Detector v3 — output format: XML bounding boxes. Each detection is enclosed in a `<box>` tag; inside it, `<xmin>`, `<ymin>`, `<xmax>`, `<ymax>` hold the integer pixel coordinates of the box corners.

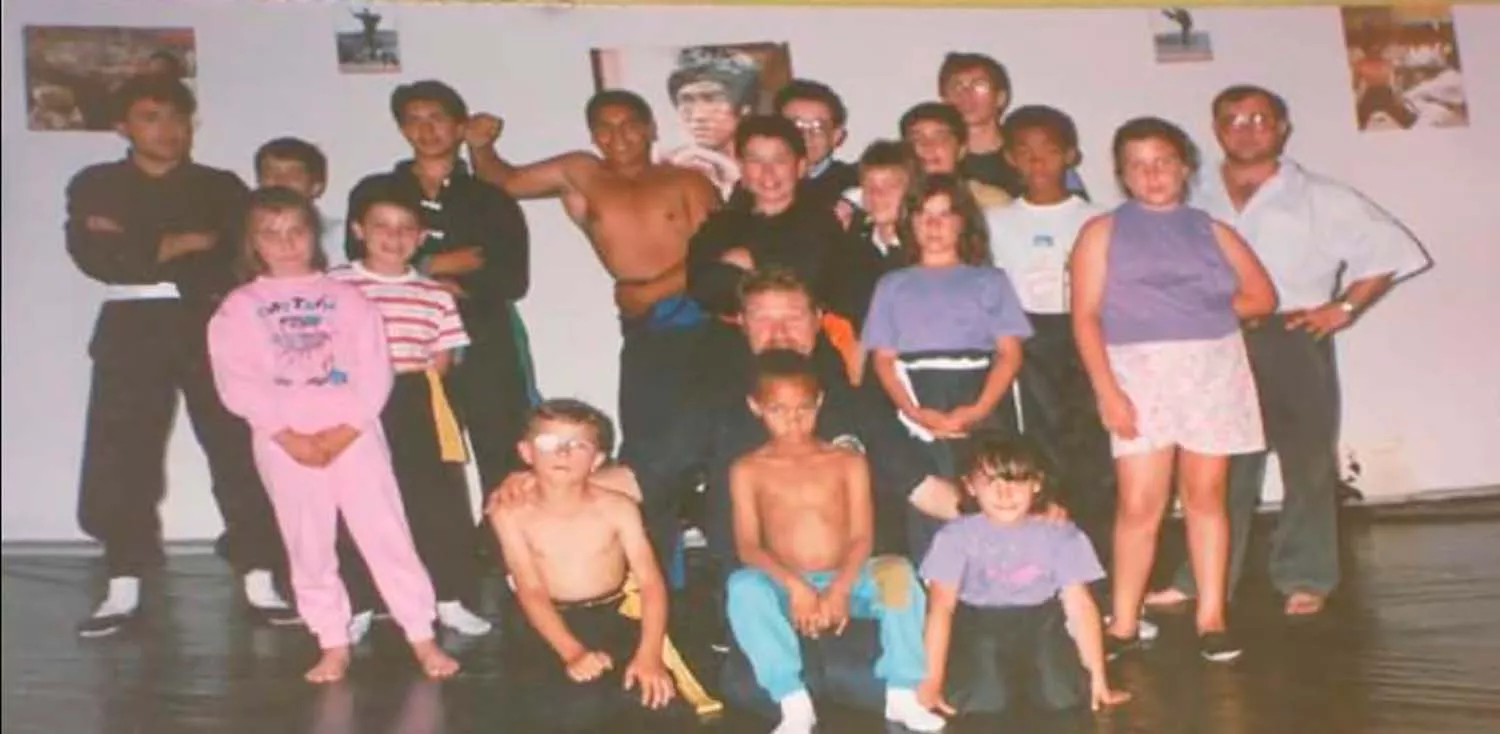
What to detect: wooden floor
<box><xmin>4</xmin><ymin>497</ymin><xmax>1499</xmax><ymax>734</ymax></box>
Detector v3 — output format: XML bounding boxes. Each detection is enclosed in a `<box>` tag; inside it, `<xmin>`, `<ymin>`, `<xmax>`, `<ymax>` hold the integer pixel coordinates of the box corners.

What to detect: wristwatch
<box><xmin>1336</xmin><ymin>299</ymin><xmax>1358</xmax><ymax>316</ymax></box>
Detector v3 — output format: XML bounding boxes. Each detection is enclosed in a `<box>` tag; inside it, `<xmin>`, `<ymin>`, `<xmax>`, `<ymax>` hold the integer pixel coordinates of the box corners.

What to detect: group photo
<box><xmin>3</xmin><ymin>1</ymin><xmax>1497</xmax><ymax>734</ymax></box>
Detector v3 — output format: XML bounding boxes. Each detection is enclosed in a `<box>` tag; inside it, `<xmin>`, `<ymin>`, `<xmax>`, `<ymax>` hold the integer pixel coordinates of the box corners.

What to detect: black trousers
<box><xmin>77</xmin><ymin>300</ymin><xmax>283</xmax><ymax>577</ymax></box>
<box><xmin>617</xmin><ymin>309</ymin><xmax>705</xmax><ymax>467</ymax></box>
<box><xmin>1018</xmin><ymin>314</ymin><xmax>1117</xmax><ymax>563</ymax></box>
<box><xmin>452</xmin><ymin>326</ymin><xmax>531</xmax><ymax>495</ymax></box>
<box><xmin>901</xmin><ymin>356</ymin><xmax>1019</xmax><ymax>479</ymax></box>
<box><xmin>503</xmin><ymin>593</ymin><xmax>696</xmax><ymax>733</ymax></box>
<box><xmin>945</xmin><ymin>600</ymin><xmax>1086</xmax><ymax>714</ymax></box>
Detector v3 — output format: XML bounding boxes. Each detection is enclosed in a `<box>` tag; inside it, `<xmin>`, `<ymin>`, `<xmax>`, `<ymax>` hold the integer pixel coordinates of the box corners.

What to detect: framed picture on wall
<box><xmin>590</xmin><ymin>42</ymin><xmax>794</xmax><ymax>198</ymax></box>
<box><xmin>336</xmin><ymin>3</ymin><xmax>401</xmax><ymax>74</ymax></box>
<box><xmin>22</xmin><ymin>26</ymin><xmax>196</xmax><ymax>132</ymax></box>
<box><xmin>1342</xmin><ymin>4</ymin><xmax>1468</xmax><ymax>131</ymax></box>
<box><xmin>1151</xmin><ymin>8</ymin><xmax>1213</xmax><ymax>63</ymax></box>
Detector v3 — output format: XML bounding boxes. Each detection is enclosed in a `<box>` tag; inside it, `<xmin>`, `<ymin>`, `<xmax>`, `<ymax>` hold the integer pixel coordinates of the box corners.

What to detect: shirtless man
<box><xmin>466</xmin><ymin>90</ymin><xmax>721</xmax><ymax>463</ymax></box>
<box><xmin>724</xmin><ymin>350</ymin><xmax>946</xmax><ymax>734</ymax></box>
<box><xmin>489</xmin><ymin>399</ymin><xmax>704</xmax><ymax>732</ymax></box>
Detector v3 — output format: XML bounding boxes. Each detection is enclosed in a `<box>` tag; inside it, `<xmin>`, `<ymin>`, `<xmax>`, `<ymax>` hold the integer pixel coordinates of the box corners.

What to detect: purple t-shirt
<box><xmin>919</xmin><ymin>515</ymin><xmax>1105</xmax><ymax>608</ymax></box>
<box><xmin>861</xmin><ymin>265</ymin><xmax>1034</xmax><ymax>355</ymax></box>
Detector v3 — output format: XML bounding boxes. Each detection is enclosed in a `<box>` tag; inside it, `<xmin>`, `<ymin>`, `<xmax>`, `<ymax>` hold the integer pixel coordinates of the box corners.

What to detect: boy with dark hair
<box><xmin>347</xmin><ymin>79</ymin><xmax>535</xmax><ymax>512</ymax></box>
<box><xmin>773</xmin><ymin>78</ymin><xmax>858</xmax><ymax>210</ymax></box>
<box><xmin>937</xmin><ymin>52</ymin><xmax>1089</xmax><ymax>200</ymax></box>
<box><xmin>490</xmin><ymin>399</ymin><xmax>711</xmax><ymax>731</ymax></box>
<box><xmin>67</xmin><ymin>75</ymin><xmax>292</xmax><ymax>636</ymax></box>
<box><xmin>254</xmin><ymin>137</ymin><xmax>343</xmax><ymax>266</ymax></box>
<box><xmin>898</xmin><ymin>101</ymin><xmax>1012</xmax><ymax>210</ymax></box>
<box><xmin>984</xmin><ymin>104</ymin><xmax>1113</xmax><ymax>558</ymax></box>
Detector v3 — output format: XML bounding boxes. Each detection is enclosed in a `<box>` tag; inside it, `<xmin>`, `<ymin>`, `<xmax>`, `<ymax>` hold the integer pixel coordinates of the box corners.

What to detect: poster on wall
<box><xmin>1341</xmin><ymin>4</ymin><xmax>1468</xmax><ymax>131</ymax></box>
<box><xmin>336</xmin><ymin>3</ymin><xmax>401</xmax><ymax>74</ymax></box>
<box><xmin>1151</xmin><ymin>8</ymin><xmax>1213</xmax><ymax>63</ymax></box>
<box><xmin>590</xmin><ymin>42</ymin><xmax>794</xmax><ymax>197</ymax></box>
<box><xmin>22</xmin><ymin>26</ymin><xmax>196</xmax><ymax>132</ymax></box>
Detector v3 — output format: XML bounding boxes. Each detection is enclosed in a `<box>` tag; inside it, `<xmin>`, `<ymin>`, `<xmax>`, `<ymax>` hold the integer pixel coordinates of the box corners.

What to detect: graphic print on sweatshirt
<box><xmin>256</xmin><ymin>295</ymin><xmax>348</xmax><ymax>387</ymax></box>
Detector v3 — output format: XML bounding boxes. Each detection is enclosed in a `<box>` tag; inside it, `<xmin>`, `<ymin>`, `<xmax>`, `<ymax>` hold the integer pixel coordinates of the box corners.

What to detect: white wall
<box><xmin>4</xmin><ymin>0</ymin><xmax>1498</xmax><ymax>542</ymax></box>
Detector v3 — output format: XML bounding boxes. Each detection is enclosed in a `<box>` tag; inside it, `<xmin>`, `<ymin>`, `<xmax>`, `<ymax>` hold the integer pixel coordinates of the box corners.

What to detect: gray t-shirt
<box><xmin>861</xmin><ymin>265</ymin><xmax>1034</xmax><ymax>355</ymax></box>
<box><xmin>920</xmin><ymin>515</ymin><xmax>1104</xmax><ymax>608</ymax></box>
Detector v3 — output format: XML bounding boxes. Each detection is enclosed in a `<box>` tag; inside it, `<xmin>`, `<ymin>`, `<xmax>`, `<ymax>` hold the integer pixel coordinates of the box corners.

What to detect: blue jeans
<box><xmin>726</xmin><ymin>557</ymin><xmax>927</xmax><ymax>701</ymax></box>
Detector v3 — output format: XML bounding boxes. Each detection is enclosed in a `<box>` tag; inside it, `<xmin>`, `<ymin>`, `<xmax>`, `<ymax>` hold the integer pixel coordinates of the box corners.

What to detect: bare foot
<box><xmin>305</xmin><ymin>647</ymin><xmax>352</xmax><ymax>684</ymax></box>
<box><xmin>1284</xmin><ymin>591</ymin><xmax>1326</xmax><ymax>616</ymax></box>
<box><xmin>1143</xmin><ymin>587</ymin><xmax>1193</xmax><ymax>610</ymax></box>
<box><xmin>411</xmin><ymin>639</ymin><xmax>460</xmax><ymax>679</ymax></box>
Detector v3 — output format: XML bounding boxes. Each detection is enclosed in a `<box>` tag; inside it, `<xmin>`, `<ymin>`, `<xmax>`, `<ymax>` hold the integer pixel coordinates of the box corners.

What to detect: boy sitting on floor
<box><xmin>726</xmin><ymin>350</ymin><xmax>947</xmax><ymax>733</ymax></box>
<box><xmin>489</xmin><ymin>399</ymin><xmax>714</xmax><ymax>732</ymax></box>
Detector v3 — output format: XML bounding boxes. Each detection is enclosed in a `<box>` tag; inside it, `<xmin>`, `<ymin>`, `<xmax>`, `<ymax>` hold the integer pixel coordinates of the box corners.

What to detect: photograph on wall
<box><xmin>1151</xmin><ymin>8</ymin><xmax>1213</xmax><ymax>63</ymax></box>
<box><xmin>336</xmin><ymin>3</ymin><xmax>401</xmax><ymax>74</ymax></box>
<box><xmin>590</xmin><ymin>42</ymin><xmax>794</xmax><ymax>197</ymax></box>
<box><xmin>1342</xmin><ymin>4</ymin><xmax>1468</xmax><ymax>131</ymax></box>
<box><xmin>22</xmin><ymin>26</ymin><xmax>196</xmax><ymax>132</ymax></box>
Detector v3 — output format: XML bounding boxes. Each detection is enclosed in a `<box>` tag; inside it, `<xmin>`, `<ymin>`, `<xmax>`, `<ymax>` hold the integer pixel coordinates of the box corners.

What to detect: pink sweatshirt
<box><xmin>208</xmin><ymin>273</ymin><xmax>394</xmax><ymax>435</ymax></box>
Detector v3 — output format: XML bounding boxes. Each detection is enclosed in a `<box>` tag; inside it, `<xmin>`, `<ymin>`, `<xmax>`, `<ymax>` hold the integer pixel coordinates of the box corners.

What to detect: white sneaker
<box><xmin>886</xmin><ymin>687</ymin><xmax>946</xmax><ymax>732</ymax></box>
<box><xmin>348</xmin><ymin>610</ymin><xmax>374</xmax><ymax>646</ymax></box>
<box><xmin>437</xmin><ymin>601</ymin><xmax>492</xmax><ymax>636</ymax></box>
<box><xmin>242</xmin><ymin>570</ymin><xmax>301</xmax><ymax>626</ymax></box>
<box><xmin>771</xmin><ymin>690</ymin><xmax>816</xmax><ymax>734</ymax></box>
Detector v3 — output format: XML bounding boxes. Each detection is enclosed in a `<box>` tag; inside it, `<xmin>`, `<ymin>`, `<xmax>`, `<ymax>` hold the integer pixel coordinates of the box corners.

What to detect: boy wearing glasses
<box><xmin>725</xmin><ymin>350</ymin><xmax>943</xmax><ymax>734</ymax></box>
<box><xmin>489</xmin><ymin>399</ymin><xmax>710</xmax><ymax>731</ymax></box>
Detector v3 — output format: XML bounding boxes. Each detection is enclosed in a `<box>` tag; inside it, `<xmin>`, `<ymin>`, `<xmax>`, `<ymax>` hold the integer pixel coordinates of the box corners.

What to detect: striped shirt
<box><xmin>328</xmin><ymin>263</ymin><xmax>470</xmax><ymax>372</ymax></box>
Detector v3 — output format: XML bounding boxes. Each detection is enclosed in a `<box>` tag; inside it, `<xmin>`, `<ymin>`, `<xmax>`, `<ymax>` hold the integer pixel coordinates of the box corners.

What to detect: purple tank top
<box><xmin>1101</xmin><ymin>201</ymin><xmax>1238</xmax><ymax>345</ymax></box>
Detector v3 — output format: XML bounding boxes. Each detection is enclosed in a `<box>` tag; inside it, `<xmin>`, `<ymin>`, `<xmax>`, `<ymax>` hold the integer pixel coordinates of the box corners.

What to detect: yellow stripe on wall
<box><xmin>311</xmin><ymin>0</ymin><xmax>1498</xmax><ymax>8</ymax></box>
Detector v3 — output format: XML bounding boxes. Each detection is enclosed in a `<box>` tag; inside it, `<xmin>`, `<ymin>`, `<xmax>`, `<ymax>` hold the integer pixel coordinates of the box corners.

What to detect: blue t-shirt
<box><xmin>860</xmin><ymin>265</ymin><xmax>1034</xmax><ymax>355</ymax></box>
<box><xmin>920</xmin><ymin>515</ymin><xmax>1104</xmax><ymax>608</ymax></box>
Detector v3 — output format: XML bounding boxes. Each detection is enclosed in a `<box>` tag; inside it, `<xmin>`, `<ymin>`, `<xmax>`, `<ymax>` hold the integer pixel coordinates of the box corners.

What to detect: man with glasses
<box><xmin>1148</xmin><ymin>84</ymin><xmax>1430</xmax><ymax>618</ymax></box>
<box><xmin>773</xmin><ymin>79</ymin><xmax>858</xmax><ymax>211</ymax></box>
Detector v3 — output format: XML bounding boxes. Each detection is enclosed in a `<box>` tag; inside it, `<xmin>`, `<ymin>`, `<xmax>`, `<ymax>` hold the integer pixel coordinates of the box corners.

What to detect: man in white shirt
<box><xmin>1151</xmin><ymin>84</ymin><xmax>1431</xmax><ymax>617</ymax></box>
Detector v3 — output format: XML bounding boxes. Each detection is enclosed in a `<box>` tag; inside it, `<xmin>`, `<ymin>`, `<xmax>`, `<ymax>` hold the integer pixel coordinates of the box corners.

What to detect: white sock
<box><xmin>436</xmin><ymin>600</ymin><xmax>492</xmax><ymax>636</ymax></box>
<box><xmin>242</xmin><ymin>570</ymin><xmax>290</xmax><ymax>609</ymax></box>
<box><xmin>95</xmin><ymin>576</ymin><xmax>140</xmax><ymax>617</ymax></box>
<box><xmin>886</xmin><ymin>687</ymin><xmax>947</xmax><ymax>732</ymax></box>
<box><xmin>348</xmin><ymin>610</ymin><xmax>374</xmax><ymax>646</ymax></box>
<box><xmin>772</xmin><ymin>690</ymin><xmax>816</xmax><ymax>734</ymax></box>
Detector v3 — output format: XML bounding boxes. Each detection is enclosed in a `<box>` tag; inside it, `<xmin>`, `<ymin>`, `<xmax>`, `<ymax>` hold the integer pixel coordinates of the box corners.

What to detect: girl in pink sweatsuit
<box><xmin>207</xmin><ymin>187</ymin><xmax>459</xmax><ymax>683</ymax></box>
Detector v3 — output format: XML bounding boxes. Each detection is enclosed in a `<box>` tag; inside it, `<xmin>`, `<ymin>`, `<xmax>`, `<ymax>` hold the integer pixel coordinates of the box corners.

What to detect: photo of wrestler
<box><xmin>590</xmin><ymin>42</ymin><xmax>794</xmax><ymax>197</ymax></box>
<box><xmin>1342</xmin><ymin>4</ymin><xmax>1468</xmax><ymax>131</ymax></box>
<box><xmin>22</xmin><ymin>26</ymin><xmax>196</xmax><ymax>132</ymax></box>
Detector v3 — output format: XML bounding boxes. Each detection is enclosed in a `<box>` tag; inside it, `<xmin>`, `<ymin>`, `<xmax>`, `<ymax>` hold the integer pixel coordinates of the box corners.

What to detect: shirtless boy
<box><xmin>726</xmin><ymin>350</ymin><xmax>946</xmax><ymax>734</ymax></box>
<box><xmin>489</xmin><ymin>399</ymin><xmax>702</xmax><ymax>732</ymax></box>
<box><xmin>467</xmin><ymin>91</ymin><xmax>720</xmax><ymax>462</ymax></box>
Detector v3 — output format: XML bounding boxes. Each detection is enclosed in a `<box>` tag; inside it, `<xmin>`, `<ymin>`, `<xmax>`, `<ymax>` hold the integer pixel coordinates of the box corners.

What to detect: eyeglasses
<box><xmin>531</xmin><ymin>434</ymin><xmax>596</xmax><ymax>455</ymax></box>
<box><xmin>1218</xmin><ymin>112</ymin><xmax>1276</xmax><ymax>131</ymax></box>
<box><xmin>790</xmin><ymin>118</ymin><xmax>834</xmax><ymax>135</ymax></box>
<box><xmin>946</xmin><ymin>78</ymin><xmax>992</xmax><ymax>95</ymax></box>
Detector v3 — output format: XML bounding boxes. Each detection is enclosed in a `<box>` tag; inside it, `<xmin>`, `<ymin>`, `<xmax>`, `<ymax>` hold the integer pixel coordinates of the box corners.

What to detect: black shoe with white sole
<box><xmin>251</xmin><ymin>605</ymin><xmax>304</xmax><ymax>627</ymax></box>
<box><xmin>1105</xmin><ymin>632</ymin><xmax>1142</xmax><ymax>662</ymax></box>
<box><xmin>76</xmin><ymin>610</ymin><xmax>136</xmax><ymax>638</ymax></box>
<box><xmin>1199</xmin><ymin>630</ymin><xmax>1244</xmax><ymax>663</ymax></box>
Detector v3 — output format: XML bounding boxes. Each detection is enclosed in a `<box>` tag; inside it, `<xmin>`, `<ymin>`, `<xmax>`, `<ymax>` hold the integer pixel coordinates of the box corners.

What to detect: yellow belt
<box><xmin>617</xmin><ymin>576</ymin><xmax>724</xmax><ymax>721</ymax></box>
<box><xmin>423</xmin><ymin>368</ymin><xmax>467</xmax><ymax>463</ymax></box>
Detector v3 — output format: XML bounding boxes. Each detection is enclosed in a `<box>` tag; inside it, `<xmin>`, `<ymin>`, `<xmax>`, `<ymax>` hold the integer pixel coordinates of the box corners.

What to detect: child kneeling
<box><xmin>727</xmin><ymin>350</ymin><xmax>945</xmax><ymax>734</ymax></box>
<box><xmin>917</xmin><ymin>435</ymin><xmax>1130</xmax><ymax>718</ymax></box>
<box><xmin>489</xmin><ymin>399</ymin><xmax>707</xmax><ymax>732</ymax></box>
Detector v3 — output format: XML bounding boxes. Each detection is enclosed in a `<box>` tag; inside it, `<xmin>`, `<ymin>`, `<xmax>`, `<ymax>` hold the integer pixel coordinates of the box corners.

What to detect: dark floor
<box><xmin>5</xmin><ymin>498</ymin><xmax>1500</xmax><ymax>734</ymax></box>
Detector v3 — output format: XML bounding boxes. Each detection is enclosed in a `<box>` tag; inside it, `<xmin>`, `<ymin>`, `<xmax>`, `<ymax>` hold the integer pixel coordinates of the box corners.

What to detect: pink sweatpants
<box><xmin>253</xmin><ymin>429</ymin><xmax>436</xmax><ymax>648</ymax></box>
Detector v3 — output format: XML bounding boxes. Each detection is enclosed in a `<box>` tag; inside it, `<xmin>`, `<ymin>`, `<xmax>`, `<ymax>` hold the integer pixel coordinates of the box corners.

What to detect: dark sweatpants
<box><xmin>503</xmin><ymin>592</ymin><xmax>696</xmax><ymax>733</ymax></box>
<box><xmin>1018</xmin><ymin>314</ymin><xmax>1116</xmax><ymax>563</ymax></box>
<box><xmin>452</xmin><ymin>327</ymin><xmax>531</xmax><ymax>494</ymax></box>
<box><xmin>78</xmin><ymin>299</ymin><xmax>283</xmax><ymax>577</ymax></box>
<box><xmin>945</xmin><ymin>600</ymin><xmax>1086</xmax><ymax>714</ymax></box>
<box><xmin>617</xmin><ymin>296</ymin><xmax>706</xmax><ymax>467</ymax></box>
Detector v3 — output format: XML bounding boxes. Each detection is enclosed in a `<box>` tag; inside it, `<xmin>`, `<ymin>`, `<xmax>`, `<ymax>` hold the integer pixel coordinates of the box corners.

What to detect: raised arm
<box><xmin>489</xmin><ymin>509</ymin><xmax>589</xmax><ymax>665</ymax></box>
<box><xmin>1210</xmin><ymin>221</ymin><xmax>1276</xmax><ymax>320</ymax></box>
<box><xmin>465</xmin><ymin>112</ymin><xmax>591</xmax><ymax>200</ymax></box>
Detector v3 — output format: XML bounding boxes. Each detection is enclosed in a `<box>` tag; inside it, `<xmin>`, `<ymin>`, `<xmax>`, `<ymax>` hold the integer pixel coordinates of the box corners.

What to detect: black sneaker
<box><xmin>250</xmin><ymin>604</ymin><xmax>303</xmax><ymax>627</ymax></box>
<box><xmin>1199</xmin><ymin>630</ymin><xmax>1243</xmax><ymax>663</ymax></box>
<box><xmin>76</xmin><ymin>610</ymin><xmax>135</xmax><ymax>638</ymax></box>
<box><xmin>1104</xmin><ymin>633</ymin><xmax>1141</xmax><ymax>662</ymax></box>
